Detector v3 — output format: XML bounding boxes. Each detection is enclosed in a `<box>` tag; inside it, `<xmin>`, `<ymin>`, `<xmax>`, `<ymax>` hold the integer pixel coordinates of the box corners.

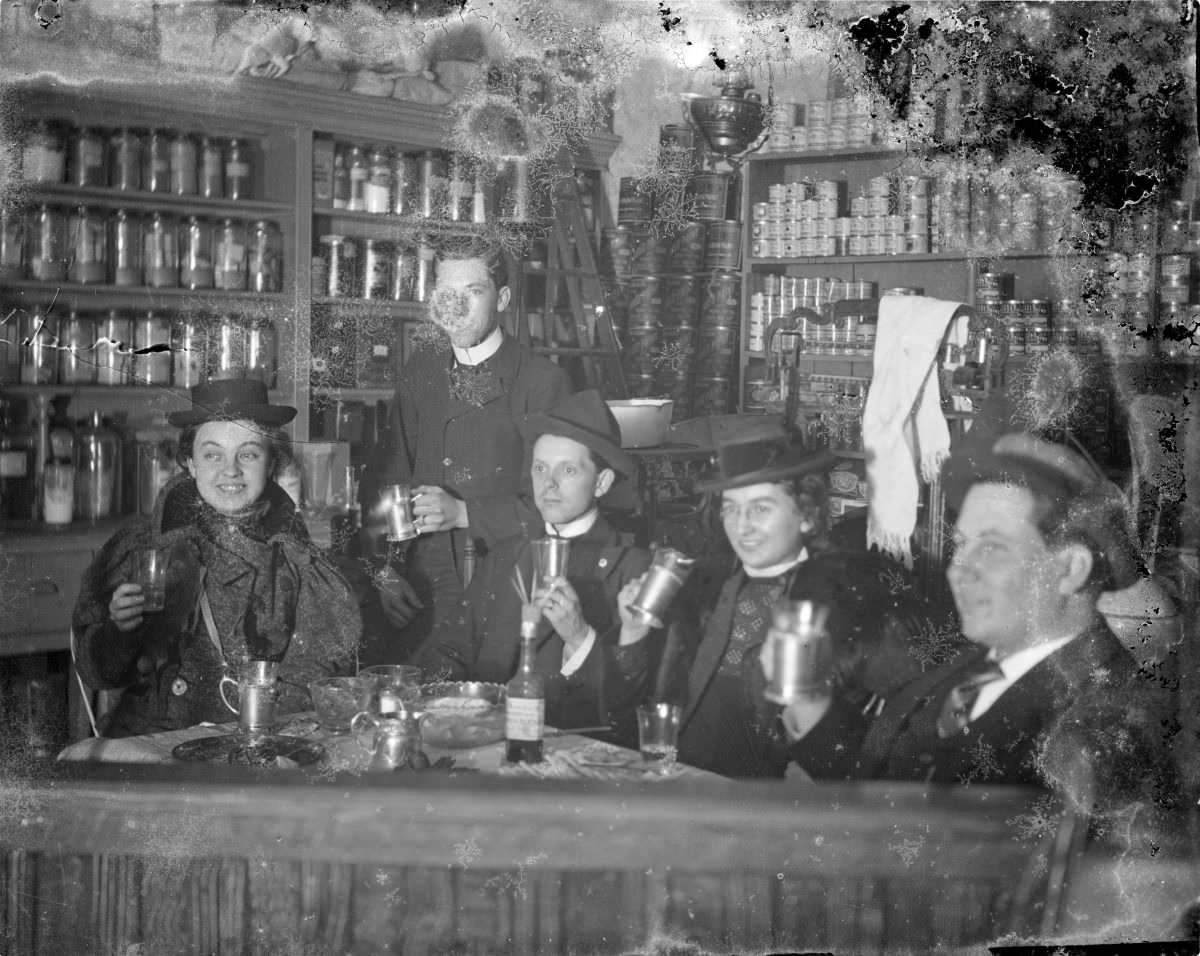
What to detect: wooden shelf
<box><xmin>1</xmin><ymin>384</ymin><xmax>287</xmax><ymax>402</ymax></box>
<box><xmin>22</xmin><ymin>184</ymin><xmax>292</xmax><ymax>219</ymax></box>
<box><xmin>748</xmin><ymin>148</ymin><xmax>906</xmax><ymax>164</ymax></box>
<box><xmin>749</xmin><ymin>253</ymin><xmax>970</xmax><ymax>267</ymax></box>
<box><xmin>312</xmin><ymin>297</ymin><xmax>426</xmax><ymax>319</ymax></box>
<box><xmin>1</xmin><ymin>281</ymin><xmax>288</xmax><ymax>312</ymax></box>
<box><xmin>314</xmin><ymin>211</ymin><xmax>543</xmax><ymax>242</ymax></box>
<box><xmin>310</xmin><ymin>386</ymin><xmax>393</xmax><ymax>402</ymax></box>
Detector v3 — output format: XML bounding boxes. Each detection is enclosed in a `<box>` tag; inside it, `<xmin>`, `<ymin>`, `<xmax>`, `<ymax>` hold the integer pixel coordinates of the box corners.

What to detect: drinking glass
<box><xmin>530</xmin><ymin>537</ymin><xmax>570</xmax><ymax>584</ymax></box>
<box><xmin>219</xmin><ymin>659</ymin><xmax>280</xmax><ymax>737</ymax></box>
<box><xmin>309</xmin><ymin>676</ymin><xmax>372</xmax><ymax>734</ymax></box>
<box><xmin>358</xmin><ymin>664</ymin><xmax>422</xmax><ymax>715</ymax></box>
<box><xmin>636</xmin><ymin>702</ymin><xmax>682</xmax><ymax>770</ymax></box>
<box><xmin>133</xmin><ymin>547</ymin><xmax>168</xmax><ymax>612</ymax></box>
<box><xmin>381</xmin><ymin>483</ymin><xmax>418</xmax><ymax>542</ymax></box>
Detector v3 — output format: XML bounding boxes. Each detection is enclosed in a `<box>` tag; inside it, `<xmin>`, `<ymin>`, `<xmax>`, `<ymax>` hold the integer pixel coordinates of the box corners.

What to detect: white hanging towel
<box><xmin>863</xmin><ymin>295</ymin><xmax>970</xmax><ymax>567</ymax></box>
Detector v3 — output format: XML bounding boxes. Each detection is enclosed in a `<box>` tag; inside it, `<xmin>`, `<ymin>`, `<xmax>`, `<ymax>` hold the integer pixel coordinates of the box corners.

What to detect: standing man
<box><xmin>369</xmin><ymin>240</ymin><xmax>573</xmax><ymax>659</ymax></box>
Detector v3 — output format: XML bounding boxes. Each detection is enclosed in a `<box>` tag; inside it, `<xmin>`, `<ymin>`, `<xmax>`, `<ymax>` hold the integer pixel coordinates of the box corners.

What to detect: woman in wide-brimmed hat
<box><xmin>73</xmin><ymin>380</ymin><xmax>361</xmax><ymax>738</ymax></box>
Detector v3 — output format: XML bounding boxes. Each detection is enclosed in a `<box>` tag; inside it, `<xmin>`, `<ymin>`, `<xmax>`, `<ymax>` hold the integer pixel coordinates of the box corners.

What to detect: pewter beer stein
<box><xmin>530</xmin><ymin>537</ymin><xmax>570</xmax><ymax>582</ymax></box>
<box><xmin>628</xmin><ymin>548</ymin><xmax>696</xmax><ymax>628</ymax></box>
<box><xmin>382</xmin><ymin>483</ymin><xmax>418</xmax><ymax>542</ymax></box>
<box><xmin>351</xmin><ymin>706</ymin><xmax>424</xmax><ymax>771</ymax></box>
<box><xmin>219</xmin><ymin>659</ymin><xmax>281</xmax><ymax>736</ymax></box>
<box><xmin>762</xmin><ymin>600</ymin><xmax>832</xmax><ymax>704</ymax></box>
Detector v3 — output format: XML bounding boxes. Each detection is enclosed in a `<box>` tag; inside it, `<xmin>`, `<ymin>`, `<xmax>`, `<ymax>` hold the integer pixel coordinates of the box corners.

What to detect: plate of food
<box><xmin>418</xmin><ymin>681</ymin><xmax>507</xmax><ymax>749</ymax></box>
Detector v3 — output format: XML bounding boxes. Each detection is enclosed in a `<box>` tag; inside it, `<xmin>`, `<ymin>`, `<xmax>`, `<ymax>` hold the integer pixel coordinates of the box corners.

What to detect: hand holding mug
<box><xmin>617</xmin><ymin>573</ymin><xmax>653</xmax><ymax>645</ymax></box>
<box><xmin>109</xmin><ymin>582</ymin><xmax>145</xmax><ymax>632</ymax></box>
<box><xmin>411</xmin><ymin>485</ymin><xmax>467</xmax><ymax>533</ymax></box>
<box><xmin>536</xmin><ymin>578</ymin><xmax>587</xmax><ymax>645</ymax></box>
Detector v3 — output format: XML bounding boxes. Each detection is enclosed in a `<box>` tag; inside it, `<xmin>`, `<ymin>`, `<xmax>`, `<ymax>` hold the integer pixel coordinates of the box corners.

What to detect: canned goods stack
<box><xmin>16</xmin><ymin>118</ymin><xmax>256</xmax><ymax>199</ymax></box>
<box><xmin>313</xmin><ymin>235</ymin><xmax>432</xmax><ymax>303</ymax></box>
<box><xmin>4</xmin><ymin>203</ymin><xmax>283</xmax><ymax>292</ymax></box>
<box><xmin>9</xmin><ymin>309</ymin><xmax>276</xmax><ymax>388</ymax></box>
<box><xmin>748</xmin><ymin>272</ymin><xmax>879</xmax><ymax>354</ymax></box>
<box><xmin>784</xmin><ymin>96</ymin><xmax>878</xmax><ymax>153</ymax></box>
<box><xmin>750</xmin><ymin>178</ymin><xmax>846</xmax><ymax>259</ymax></box>
<box><xmin>763</xmin><ymin>102</ymin><xmax>801</xmax><ymax>152</ymax></box>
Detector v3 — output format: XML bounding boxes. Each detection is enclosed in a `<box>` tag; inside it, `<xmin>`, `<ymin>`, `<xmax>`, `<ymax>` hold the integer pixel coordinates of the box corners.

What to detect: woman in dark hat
<box><xmin>73</xmin><ymin>381</ymin><xmax>361</xmax><ymax>738</ymax></box>
<box><xmin>418</xmin><ymin>390</ymin><xmax>659</xmax><ymax>739</ymax></box>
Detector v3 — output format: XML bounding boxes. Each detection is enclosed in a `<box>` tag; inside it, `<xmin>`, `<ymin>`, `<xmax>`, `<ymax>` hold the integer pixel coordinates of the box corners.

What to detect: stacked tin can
<box><xmin>749</xmin><ymin>178</ymin><xmax>846</xmax><ymax>259</ymax></box>
<box><xmin>774</xmin><ymin>96</ymin><xmax>877</xmax><ymax>153</ymax></box>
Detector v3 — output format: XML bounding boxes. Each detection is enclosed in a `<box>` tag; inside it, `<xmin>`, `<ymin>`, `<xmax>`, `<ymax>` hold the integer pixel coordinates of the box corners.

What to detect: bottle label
<box><xmin>0</xmin><ymin>450</ymin><xmax>28</xmax><ymax>477</ymax></box>
<box><xmin>505</xmin><ymin>697</ymin><xmax>544</xmax><ymax>741</ymax></box>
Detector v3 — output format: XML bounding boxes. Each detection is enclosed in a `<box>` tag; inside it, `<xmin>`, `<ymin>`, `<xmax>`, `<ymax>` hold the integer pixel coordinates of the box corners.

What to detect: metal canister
<box><xmin>70</xmin><ymin>127</ymin><xmax>107</xmax><ymax>187</ymax></box>
<box><xmin>108</xmin><ymin>128</ymin><xmax>142</xmax><ymax>191</ymax></box>
<box><xmin>1027</xmin><ymin>321</ymin><xmax>1051</xmax><ymax>353</ymax></box>
<box><xmin>362</xmin><ymin>239</ymin><xmax>392</xmax><ymax>300</ymax></box>
<box><xmin>319</xmin><ymin>235</ymin><xmax>357</xmax><ymax>298</ymax></box>
<box><xmin>59</xmin><ymin>311</ymin><xmax>97</xmax><ymax>384</ymax></box>
<box><xmin>109</xmin><ymin>209</ymin><xmax>142</xmax><ymax>287</ymax></box>
<box><xmin>169</xmin><ymin>131</ymin><xmax>198</xmax><ymax>196</ymax></box>
<box><xmin>0</xmin><ymin>205</ymin><xmax>23</xmax><ymax>281</ymax></box>
<box><xmin>390</xmin><ymin>152</ymin><xmax>419</xmax><ymax>216</ymax></box>
<box><xmin>209</xmin><ymin>315</ymin><xmax>247</xmax><ymax>380</ymax></box>
<box><xmin>171</xmin><ymin>316</ymin><xmax>207</xmax><ymax>388</ymax></box>
<box><xmin>668</xmin><ymin>221</ymin><xmax>706</xmax><ymax>273</ymax></box>
<box><xmin>693</xmin><ymin>376</ymin><xmax>734</xmax><ymax>416</ymax></box>
<box><xmin>695</xmin><ymin>324</ymin><xmax>738</xmax><ymax>377</ymax></box>
<box><xmin>96</xmin><ymin>310</ymin><xmax>133</xmax><ymax>386</ymax></box>
<box><xmin>630</xmin><ymin>230</ymin><xmax>667</xmax><ymax>275</ymax></box>
<box><xmin>132</xmin><ymin>312</ymin><xmax>172</xmax><ymax>386</ymax></box>
<box><xmin>625</xmin><ymin>373</ymin><xmax>657</xmax><ymax>399</ymax></box>
<box><xmin>144</xmin><ymin>129</ymin><xmax>171</xmax><ymax>193</ymax></box>
<box><xmin>142</xmin><ymin>212</ymin><xmax>178</xmax><ymax>288</ymax></box>
<box><xmin>19</xmin><ymin>308</ymin><xmax>57</xmax><ymax>385</ymax></box>
<box><xmin>699</xmin><ymin>273</ymin><xmax>740</xmax><ymax>328</ymax></box>
<box><xmin>68</xmin><ymin>205</ymin><xmax>107</xmax><ymax>284</ymax></box>
<box><xmin>1006</xmin><ymin>318</ymin><xmax>1027</xmax><ymax>356</ymax></box>
<box><xmin>180</xmin><ymin>216</ymin><xmax>214</xmax><ymax>290</ymax></box>
<box><xmin>28</xmin><ymin>204</ymin><xmax>68</xmax><ymax>282</ymax></box>
<box><xmin>702</xmin><ymin>220</ymin><xmax>741</xmax><ymax>272</ymax></box>
<box><xmin>248</xmin><ymin>220</ymin><xmax>282</xmax><ymax>293</ymax></box>
<box><xmin>690</xmin><ymin>172</ymin><xmax>732</xmax><ymax>221</ymax></box>
<box><xmin>617</xmin><ymin>177</ymin><xmax>651</xmax><ymax>223</ymax></box>
<box><xmin>601</xmin><ymin>226</ymin><xmax>635</xmax><ymax>279</ymax></box>
<box><xmin>625</xmin><ymin>275</ymin><xmax>663</xmax><ymax>328</ymax></box>
<box><xmin>214</xmin><ymin>219</ymin><xmax>248</xmax><ymax>291</ymax></box>
<box><xmin>246</xmin><ymin>319</ymin><xmax>277</xmax><ymax>388</ymax></box>
<box><xmin>418</xmin><ymin>151</ymin><xmax>447</xmax><ymax>220</ymax></box>
<box><xmin>661</xmin><ymin>274</ymin><xmax>701</xmax><ymax>330</ymax></box>
<box><xmin>621</xmin><ymin>324</ymin><xmax>660</xmax><ymax>376</ymax></box>
<box><xmin>389</xmin><ymin>244</ymin><xmax>417</xmax><ymax>301</ymax></box>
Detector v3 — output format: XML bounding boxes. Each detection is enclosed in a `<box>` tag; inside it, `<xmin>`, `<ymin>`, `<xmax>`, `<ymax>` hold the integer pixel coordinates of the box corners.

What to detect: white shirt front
<box><xmin>452</xmin><ymin>326</ymin><xmax>503</xmax><ymax>366</ymax></box>
<box><xmin>970</xmin><ymin>633</ymin><xmax>1078</xmax><ymax>721</ymax></box>
<box><xmin>744</xmin><ymin>549</ymin><xmax>809</xmax><ymax>579</ymax></box>
<box><xmin>545</xmin><ymin>508</ymin><xmax>599</xmax><ymax>540</ymax></box>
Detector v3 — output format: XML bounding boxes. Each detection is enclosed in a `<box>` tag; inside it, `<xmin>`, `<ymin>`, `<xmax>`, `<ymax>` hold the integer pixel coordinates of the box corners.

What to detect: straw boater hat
<box><xmin>520</xmin><ymin>390</ymin><xmax>635</xmax><ymax>478</ymax></box>
<box><xmin>941</xmin><ymin>430</ymin><xmax>1140</xmax><ymax>590</ymax></box>
<box><xmin>167</xmin><ymin>380</ymin><xmax>297</xmax><ymax>428</ymax></box>
<box><xmin>697</xmin><ymin>434</ymin><xmax>837</xmax><ymax>493</ymax></box>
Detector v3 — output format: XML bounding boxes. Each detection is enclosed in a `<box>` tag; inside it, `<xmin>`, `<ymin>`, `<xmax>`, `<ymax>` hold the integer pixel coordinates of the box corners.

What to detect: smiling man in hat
<box><xmin>417</xmin><ymin>390</ymin><xmax>658</xmax><ymax>735</ymax></box>
<box><xmin>780</xmin><ymin>430</ymin><xmax>1179</xmax><ymax>810</ymax></box>
<box><xmin>662</xmin><ymin>434</ymin><xmax>924</xmax><ymax>779</ymax></box>
<box><xmin>73</xmin><ymin>380</ymin><xmax>361</xmax><ymax>738</ymax></box>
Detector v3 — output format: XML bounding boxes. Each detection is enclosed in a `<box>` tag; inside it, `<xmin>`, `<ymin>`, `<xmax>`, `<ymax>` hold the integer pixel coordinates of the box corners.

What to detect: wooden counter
<box><xmin>2</xmin><ymin>764</ymin><xmax>1195</xmax><ymax>954</ymax></box>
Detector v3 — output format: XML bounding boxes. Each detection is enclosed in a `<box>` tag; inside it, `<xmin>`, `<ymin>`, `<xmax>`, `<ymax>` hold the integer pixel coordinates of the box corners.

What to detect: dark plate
<box><xmin>172</xmin><ymin>734</ymin><xmax>326</xmax><ymax>767</ymax></box>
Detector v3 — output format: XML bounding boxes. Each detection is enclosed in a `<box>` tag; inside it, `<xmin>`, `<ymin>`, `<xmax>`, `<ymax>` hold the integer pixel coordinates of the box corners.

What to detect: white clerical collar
<box><xmin>986</xmin><ymin>631</ymin><xmax>1079</xmax><ymax>677</ymax></box>
<box><xmin>545</xmin><ymin>508</ymin><xmax>599</xmax><ymax>539</ymax></box>
<box><xmin>452</xmin><ymin>327</ymin><xmax>503</xmax><ymax>366</ymax></box>
<box><xmin>744</xmin><ymin>548</ymin><xmax>809</xmax><ymax>579</ymax></box>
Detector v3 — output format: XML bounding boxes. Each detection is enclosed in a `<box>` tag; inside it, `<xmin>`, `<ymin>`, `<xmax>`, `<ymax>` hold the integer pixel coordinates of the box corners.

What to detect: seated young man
<box><xmin>417</xmin><ymin>390</ymin><xmax>656</xmax><ymax>736</ymax></box>
<box><xmin>779</xmin><ymin>431</ymin><xmax>1180</xmax><ymax>812</ymax></box>
<box><xmin>651</xmin><ymin>435</ymin><xmax>928</xmax><ymax>779</ymax></box>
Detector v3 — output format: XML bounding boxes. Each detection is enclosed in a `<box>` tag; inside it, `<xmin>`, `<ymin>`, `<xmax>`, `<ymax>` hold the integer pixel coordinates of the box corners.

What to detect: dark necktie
<box><xmin>935</xmin><ymin>658</ymin><xmax>1006</xmax><ymax>739</ymax></box>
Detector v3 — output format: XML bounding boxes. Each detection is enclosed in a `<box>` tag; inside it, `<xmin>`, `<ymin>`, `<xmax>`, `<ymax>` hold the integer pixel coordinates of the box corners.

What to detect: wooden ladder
<box><xmin>519</xmin><ymin>171</ymin><xmax>627</xmax><ymax>398</ymax></box>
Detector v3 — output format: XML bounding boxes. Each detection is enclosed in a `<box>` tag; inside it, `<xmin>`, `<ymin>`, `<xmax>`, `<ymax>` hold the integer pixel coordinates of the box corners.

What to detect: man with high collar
<box><xmin>418</xmin><ymin>390</ymin><xmax>656</xmax><ymax>735</ymax></box>
<box><xmin>781</xmin><ymin>432</ymin><xmax>1180</xmax><ymax>810</ymax></box>
<box><xmin>370</xmin><ymin>241</ymin><xmax>572</xmax><ymax>658</ymax></box>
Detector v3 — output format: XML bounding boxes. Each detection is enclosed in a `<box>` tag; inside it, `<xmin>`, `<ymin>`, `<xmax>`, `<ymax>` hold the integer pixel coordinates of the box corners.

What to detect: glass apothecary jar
<box><xmin>21</xmin><ymin>120</ymin><xmax>66</xmax><ymax>184</ymax></box>
<box><xmin>0</xmin><ymin>398</ymin><xmax>37</xmax><ymax>526</ymax></box>
<box><xmin>27</xmin><ymin>204</ymin><xmax>68</xmax><ymax>282</ymax></box>
<box><xmin>170</xmin><ymin>131</ymin><xmax>198</xmax><ymax>196</ymax></box>
<box><xmin>95</xmin><ymin>310</ymin><xmax>133</xmax><ymax>387</ymax></box>
<box><xmin>18</xmin><ymin>307</ymin><xmax>57</xmax><ymax>385</ymax></box>
<box><xmin>0</xmin><ymin>205</ymin><xmax>24</xmax><ymax>281</ymax></box>
<box><xmin>76</xmin><ymin>411</ymin><xmax>121</xmax><ymax>521</ymax></box>
<box><xmin>132</xmin><ymin>311</ymin><xmax>172</xmax><ymax>386</ymax></box>
<box><xmin>180</xmin><ymin>216</ymin><xmax>214</xmax><ymax>290</ymax></box>
<box><xmin>68</xmin><ymin>204</ymin><xmax>108</xmax><ymax>284</ymax></box>
<box><xmin>215</xmin><ymin>218</ymin><xmax>248</xmax><ymax>291</ymax></box>
<box><xmin>142</xmin><ymin>212</ymin><xmax>178</xmax><ymax>288</ymax></box>
<box><xmin>246</xmin><ymin>319</ymin><xmax>277</xmax><ymax>388</ymax></box>
<box><xmin>59</xmin><ymin>310</ymin><xmax>98</xmax><ymax>385</ymax></box>
<box><xmin>110</xmin><ymin>208</ymin><xmax>142</xmax><ymax>287</ymax></box>
<box><xmin>171</xmin><ymin>315</ymin><xmax>207</xmax><ymax>389</ymax></box>
<box><xmin>108</xmin><ymin>128</ymin><xmax>143</xmax><ymax>191</ymax></box>
<box><xmin>144</xmin><ymin>128</ymin><xmax>172</xmax><ymax>193</ymax></box>
<box><xmin>69</xmin><ymin>126</ymin><xmax>107</xmax><ymax>187</ymax></box>
<box><xmin>248</xmin><ymin>220</ymin><xmax>282</xmax><ymax>292</ymax></box>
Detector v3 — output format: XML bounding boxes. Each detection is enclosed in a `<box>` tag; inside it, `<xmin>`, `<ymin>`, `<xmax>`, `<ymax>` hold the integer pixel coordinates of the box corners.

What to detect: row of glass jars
<box><xmin>0</xmin><ymin>205</ymin><xmax>283</xmax><ymax>292</ymax></box>
<box><xmin>17</xmin><ymin>120</ymin><xmax>256</xmax><ymax>199</ymax></box>
<box><xmin>4</xmin><ymin>309</ymin><xmax>277</xmax><ymax>389</ymax></box>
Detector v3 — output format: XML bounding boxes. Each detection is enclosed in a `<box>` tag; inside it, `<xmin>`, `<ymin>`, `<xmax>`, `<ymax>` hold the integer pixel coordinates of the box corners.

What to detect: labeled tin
<box><xmin>703</xmin><ymin>220</ymin><xmax>741</xmax><ymax>272</ymax></box>
<box><xmin>625</xmin><ymin>373</ymin><xmax>657</xmax><ymax>399</ymax></box>
<box><xmin>690</xmin><ymin>172</ymin><xmax>732</xmax><ymax>221</ymax></box>
<box><xmin>1006</xmin><ymin>321</ymin><xmax>1027</xmax><ymax>355</ymax></box>
<box><xmin>59</xmin><ymin>311</ymin><xmax>97</xmax><ymax>384</ymax></box>
<box><xmin>1027</xmin><ymin>323</ymin><xmax>1051</xmax><ymax>353</ymax></box>
<box><xmin>133</xmin><ymin>312</ymin><xmax>172</xmax><ymax>386</ymax></box>
<box><xmin>1161</xmin><ymin>254</ymin><xmax>1191</xmax><ymax>279</ymax></box>
<box><xmin>617</xmin><ymin>177</ymin><xmax>651</xmax><ymax>223</ymax></box>
<box><xmin>1051</xmin><ymin>325</ymin><xmax>1079</xmax><ymax>350</ymax></box>
<box><xmin>601</xmin><ymin>226</ymin><xmax>635</xmax><ymax>279</ymax></box>
<box><xmin>693</xmin><ymin>376</ymin><xmax>734</xmax><ymax>416</ymax></box>
<box><xmin>171</xmin><ymin>316</ymin><xmax>206</xmax><ymax>389</ymax></box>
<box><xmin>661</xmin><ymin>274</ymin><xmax>701</xmax><ymax>329</ymax></box>
<box><xmin>977</xmin><ymin>271</ymin><xmax>1015</xmax><ymax>298</ymax></box>
<box><xmin>621</xmin><ymin>325</ymin><xmax>660</xmax><ymax>374</ymax></box>
<box><xmin>695</xmin><ymin>324</ymin><xmax>738</xmax><ymax>376</ymax></box>
<box><xmin>630</xmin><ymin>230</ymin><xmax>667</xmax><ymax>275</ymax></box>
<box><xmin>362</xmin><ymin>239</ymin><xmax>391</xmax><ymax>300</ymax></box>
<box><xmin>699</xmin><ymin>273</ymin><xmax>740</xmax><ymax>327</ymax></box>
<box><xmin>668</xmin><ymin>221</ymin><xmax>706</xmax><ymax>273</ymax></box>
<box><xmin>625</xmin><ymin>275</ymin><xmax>663</xmax><ymax>328</ymax></box>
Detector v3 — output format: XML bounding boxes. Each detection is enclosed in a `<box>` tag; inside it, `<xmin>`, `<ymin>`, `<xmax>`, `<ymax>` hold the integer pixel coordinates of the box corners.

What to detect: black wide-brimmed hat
<box><xmin>167</xmin><ymin>379</ymin><xmax>297</xmax><ymax>428</ymax></box>
<box><xmin>697</xmin><ymin>435</ymin><xmax>837</xmax><ymax>493</ymax></box>
<box><xmin>520</xmin><ymin>390</ymin><xmax>635</xmax><ymax>477</ymax></box>
<box><xmin>942</xmin><ymin>430</ymin><xmax>1140</xmax><ymax>589</ymax></box>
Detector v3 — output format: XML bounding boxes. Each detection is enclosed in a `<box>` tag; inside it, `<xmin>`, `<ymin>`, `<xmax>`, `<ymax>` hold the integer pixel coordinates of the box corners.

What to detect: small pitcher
<box><xmin>219</xmin><ymin>659</ymin><xmax>281</xmax><ymax>737</ymax></box>
<box><xmin>351</xmin><ymin>706</ymin><xmax>424</xmax><ymax>772</ymax></box>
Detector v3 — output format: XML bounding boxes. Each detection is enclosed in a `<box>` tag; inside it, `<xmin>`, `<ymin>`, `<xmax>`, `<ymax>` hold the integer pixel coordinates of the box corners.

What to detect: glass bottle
<box><xmin>0</xmin><ymin>398</ymin><xmax>37</xmax><ymax>527</ymax></box>
<box><xmin>247</xmin><ymin>220</ymin><xmax>281</xmax><ymax>292</ymax></box>
<box><xmin>142</xmin><ymin>211</ymin><xmax>178</xmax><ymax>288</ymax></box>
<box><xmin>69</xmin><ymin>126</ymin><xmax>107</xmax><ymax>187</ymax></box>
<box><xmin>68</xmin><ymin>204</ymin><xmax>107</xmax><ymax>284</ymax></box>
<box><xmin>179</xmin><ymin>216</ymin><xmax>214</xmax><ymax>289</ymax></box>
<box><xmin>504</xmin><ymin>616</ymin><xmax>545</xmax><ymax>763</ymax></box>
<box><xmin>0</xmin><ymin>204</ymin><xmax>24</xmax><ymax>281</ymax></box>
<box><xmin>209</xmin><ymin>315</ymin><xmax>247</xmax><ymax>380</ymax></box>
<box><xmin>332</xmin><ymin>147</ymin><xmax>350</xmax><ymax>210</ymax></box>
<box><xmin>390</xmin><ymin>152</ymin><xmax>417</xmax><ymax>216</ymax></box>
<box><xmin>214</xmin><ymin>218</ymin><xmax>248</xmax><ymax>291</ymax></box>
<box><xmin>245</xmin><ymin>318</ymin><xmax>277</xmax><ymax>388</ymax></box>
<box><xmin>225</xmin><ymin>138</ymin><xmax>251</xmax><ymax>201</ymax></box>
<box><xmin>365</xmin><ymin>146</ymin><xmax>391</xmax><ymax>215</ymax></box>
<box><xmin>22</xmin><ymin>120</ymin><xmax>65</xmax><ymax>183</ymax></box>
<box><xmin>132</xmin><ymin>311</ymin><xmax>171</xmax><ymax>386</ymax></box>
<box><xmin>27</xmin><ymin>204</ymin><xmax>68</xmax><ymax>282</ymax></box>
<box><xmin>59</xmin><ymin>310</ymin><xmax>97</xmax><ymax>385</ymax></box>
<box><xmin>109</xmin><ymin>208</ymin><xmax>142</xmax><ymax>287</ymax></box>
<box><xmin>169</xmin><ymin>131</ymin><xmax>198</xmax><ymax>196</ymax></box>
<box><xmin>199</xmin><ymin>136</ymin><xmax>223</xmax><ymax>199</ymax></box>
<box><xmin>108</xmin><ymin>128</ymin><xmax>142</xmax><ymax>191</ymax></box>
<box><xmin>446</xmin><ymin>154</ymin><xmax>472</xmax><ymax>222</ymax></box>
<box><xmin>95</xmin><ymin>310</ymin><xmax>132</xmax><ymax>387</ymax></box>
<box><xmin>143</xmin><ymin>128</ymin><xmax>171</xmax><ymax>193</ymax></box>
<box><xmin>19</xmin><ymin>307</ymin><xmax>57</xmax><ymax>385</ymax></box>
<box><xmin>43</xmin><ymin>395</ymin><xmax>75</xmax><ymax>527</ymax></box>
<box><xmin>75</xmin><ymin>410</ymin><xmax>120</xmax><ymax>521</ymax></box>
<box><xmin>347</xmin><ymin>146</ymin><xmax>368</xmax><ymax>212</ymax></box>
<box><xmin>171</xmin><ymin>314</ymin><xmax>207</xmax><ymax>389</ymax></box>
